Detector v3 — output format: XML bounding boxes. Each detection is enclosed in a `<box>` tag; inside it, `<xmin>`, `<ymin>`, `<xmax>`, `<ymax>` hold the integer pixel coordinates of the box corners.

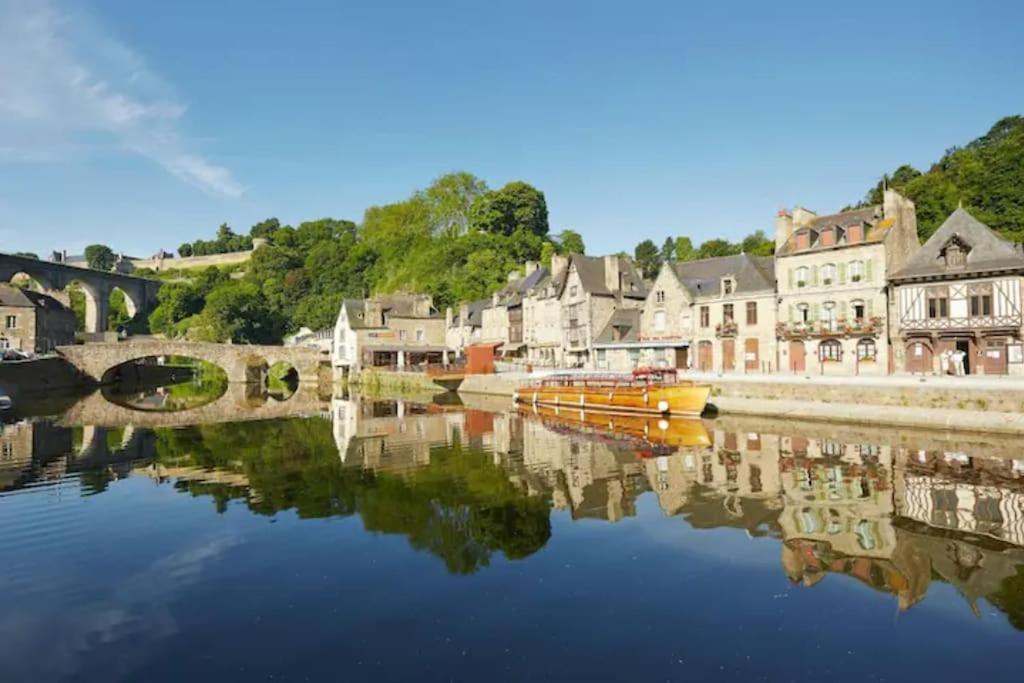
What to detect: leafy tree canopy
<box><xmin>84</xmin><ymin>244</ymin><xmax>116</xmax><ymax>271</ymax></box>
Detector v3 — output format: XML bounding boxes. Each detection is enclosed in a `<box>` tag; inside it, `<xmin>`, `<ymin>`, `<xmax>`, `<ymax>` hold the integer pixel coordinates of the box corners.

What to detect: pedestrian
<box><xmin>952</xmin><ymin>349</ymin><xmax>966</xmax><ymax>376</ymax></box>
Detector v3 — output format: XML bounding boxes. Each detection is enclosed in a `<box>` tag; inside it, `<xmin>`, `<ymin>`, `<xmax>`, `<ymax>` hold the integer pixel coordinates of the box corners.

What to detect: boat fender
<box><xmin>554</xmin><ymin>395</ymin><xmax>560</xmax><ymax>406</ymax></box>
<box><xmin>579</xmin><ymin>393</ymin><xmax>585</xmax><ymax>407</ymax></box>
<box><xmin>607</xmin><ymin>391</ymin><xmax>614</xmax><ymax>401</ymax></box>
<box><xmin>643</xmin><ymin>391</ymin><xmax>649</xmax><ymax>405</ymax></box>
<box><xmin>643</xmin><ymin>422</ymin><xmax>649</xmax><ymax>436</ymax></box>
<box><xmin>657</xmin><ymin>400</ymin><xmax>670</xmax><ymax>413</ymax></box>
<box><xmin>532</xmin><ymin>391</ymin><xmax>538</xmax><ymax>405</ymax></box>
<box><xmin>658</xmin><ymin>419</ymin><xmax>669</xmax><ymax>431</ymax></box>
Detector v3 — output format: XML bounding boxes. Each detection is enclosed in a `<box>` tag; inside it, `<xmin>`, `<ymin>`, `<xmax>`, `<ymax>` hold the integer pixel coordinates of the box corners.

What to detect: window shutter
<box><xmin>810</xmin><ymin>303</ymin><xmax>819</xmax><ymax>322</ymax></box>
<box><xmin>865</xmin><ymin>260</ymin><xmax>873</xmax><ymax>282</ymax></box>
<box><xmin>866</xmin><ymin>299</ymin><xmax>874</xmax><ymax>318</ymax></box>
<box><xmin>838</xmin><ymin>262</ymin><xmax>847</xmax><ymax>284</ymax></box>
<box><xmin>811</xmin><ymin>265</ymin><xmax>819</xmax><ymax>285</ymax></box>
<box><xmin>788</xmin><ymin>268</ymin><xmax>794</xmax><ymax>288</ymax></box>
<box><xmin>789</xmin><ymin>304</ymin><xmax>795</xmax><ymax>323</ymax></box>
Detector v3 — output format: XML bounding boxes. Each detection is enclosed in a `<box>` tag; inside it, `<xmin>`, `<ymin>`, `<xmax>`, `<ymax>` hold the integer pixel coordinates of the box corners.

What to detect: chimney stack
<box><xmin>604</xmin><ymin>254</ymin><xmax>620</xmax><ymax>293</ymax></box>
<box><xmin>774</xmin><ymin>209</ymin><xmax>794</xmax><ymax>254</ymax></box>
<box><xmin>550</xmin><ymin>254</ymin><xmax>569</xmax><ymax>276</ymax></box>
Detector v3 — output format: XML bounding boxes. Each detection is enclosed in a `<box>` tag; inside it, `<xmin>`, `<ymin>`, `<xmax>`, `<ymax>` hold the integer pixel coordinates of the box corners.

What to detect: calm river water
<box><xmin>2</xmin><ymin>383</ymin><xmax>1024</xmax><ymax>681</ymax></box>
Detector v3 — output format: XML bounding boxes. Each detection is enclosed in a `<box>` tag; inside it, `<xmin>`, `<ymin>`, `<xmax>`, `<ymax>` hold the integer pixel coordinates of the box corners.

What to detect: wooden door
<box><xmin>722</xmin><ymin>339</ymin><xmax>735</xmax><ymax>373</ymax></box>
<box><xmin>744</xmin><ymin>338</ymin><xmax>759</xmax><ymax>371</ymax></box>
<box><xmin>983</xmin><ymin>339</ymin><xmax>1008</xmax><ymax>375</ymax></box>
<box><xmin>698</xmin><ymin>341</ymin><xmax>713</xmax><ymax>372</ymax></box>
<box><xmin>789</xmin><ymin>340</ymin><xmax>805</xmax><ymax>373</ymax></box>
<box><xmin>675</xmin><ymin>347</ymin><xmax>688</xmax><ymax>369</ymax></box>
<box><xmin>905</xmin><ymin>341</ymin><xmax>932</xmax><ymax>374</ymax></box>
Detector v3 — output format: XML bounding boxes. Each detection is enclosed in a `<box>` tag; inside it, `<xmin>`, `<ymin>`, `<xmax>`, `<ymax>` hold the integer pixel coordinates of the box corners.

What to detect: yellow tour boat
<box><xmin>514</xmin><ymin>368</ymin><xmax>711</xmax><ymax>416</ymax></box>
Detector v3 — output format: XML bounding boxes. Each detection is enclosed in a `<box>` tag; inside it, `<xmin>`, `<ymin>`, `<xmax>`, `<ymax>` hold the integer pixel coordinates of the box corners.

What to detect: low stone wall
<box><xmin>131</xmin><ymin>249</ymin><xmax>255</xmax><ymax>272</ymax></box>
<box><xmin>709</xmin><ymin>378</ymin><xmax>1024</xmax><ymax>414</ymax></box>
<box><xmin>348</xmin><ymin>369</ymin><xmax>444</xmax><ymax>394</ymax></box>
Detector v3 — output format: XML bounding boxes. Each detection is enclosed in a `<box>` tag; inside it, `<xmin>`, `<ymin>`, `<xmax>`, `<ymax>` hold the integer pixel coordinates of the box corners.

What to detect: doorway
<box><xmin>722</xmin><ymin>339</ymin><xmax>735</xmax><ymax>373</ymax></box>
<box><xmin>674</xmin><ymin>347</ymin><xmax>688</xmax><ymax>369</ymax></box>
<box><xmin>789</xmin><ymin>340</ymin><xmax>806</xmax><ymax>373</ymax></box>
<box><xmin>955</xmin><ymin>339</ymin><xmax>972</xmax><ymax>375</ymax></box>
<box><xmin>698</xmin><ymin>341</ymin><xmax>713</xmax><ymax>372</ymax></box>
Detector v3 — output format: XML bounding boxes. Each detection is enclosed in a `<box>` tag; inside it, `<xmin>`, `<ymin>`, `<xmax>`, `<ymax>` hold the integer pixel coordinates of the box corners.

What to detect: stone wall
<box><xmin>130</xmin><ymin>249</ymin><xmax>256</xmax><ymax>272</ymax></box>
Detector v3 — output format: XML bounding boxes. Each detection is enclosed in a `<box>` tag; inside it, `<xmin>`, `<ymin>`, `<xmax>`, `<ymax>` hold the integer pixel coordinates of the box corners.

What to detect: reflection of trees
<box><xmin>152</xmin><ymin>418</ymin><xmax>551</xmax><ymax>574</ymax></box>
<box><xmin>988</xmin><ymin>566</ymin><xmax>1024</xmax><ymax>630</ymax></box>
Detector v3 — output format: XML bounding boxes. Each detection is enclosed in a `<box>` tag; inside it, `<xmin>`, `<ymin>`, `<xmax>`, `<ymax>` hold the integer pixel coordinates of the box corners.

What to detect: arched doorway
<box><xmin>789</xmin><ymin>340</ymin><xmax>806</xmax><ymax>373</ymax></box>
<box><xmin>697</xmin><ymin>341</ymin><xmax>713</xmax><ymax>372</ymax></box>
<box><xmin>905</xmin><ymin>340</ymin><xmax>932</xmax><ymax>374</ymax></box>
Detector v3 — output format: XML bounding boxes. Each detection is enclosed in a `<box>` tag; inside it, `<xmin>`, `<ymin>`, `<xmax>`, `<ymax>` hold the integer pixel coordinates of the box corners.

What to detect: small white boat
<box><xmin>0</xmin><ymin>395</ymin><xmax>13</xmax><ymax>411</ymax></box>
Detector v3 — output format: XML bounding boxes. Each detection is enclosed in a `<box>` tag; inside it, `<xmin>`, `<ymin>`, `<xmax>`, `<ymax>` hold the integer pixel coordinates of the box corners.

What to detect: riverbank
<box><xmin>361</xmin><ymin>369</ymin><xmax>1024</xmax><ymax>436</ymax></box>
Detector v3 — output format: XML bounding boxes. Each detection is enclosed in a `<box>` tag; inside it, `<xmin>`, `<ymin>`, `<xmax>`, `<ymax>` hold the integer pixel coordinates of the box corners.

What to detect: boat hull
<box><xmin>516</xmin><ymin>382</ymin><xmax>711</xmax><ymax>416</ymax></box>
<box><xmin>520</xmin><ymin>404</ymin><xmax>712</xmax><ymax>451</ymax></box>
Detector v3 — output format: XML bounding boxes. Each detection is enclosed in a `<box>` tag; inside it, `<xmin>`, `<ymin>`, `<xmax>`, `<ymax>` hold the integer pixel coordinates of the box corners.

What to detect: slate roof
<box><xmin>0</xmin><ymin>285</ymin><xmax>70</xmax><ymax>311</ymax></box>
<box><xmin>494</xmin><ymin>266</ymin><xmax>550</xmax><ymax>307</ymax></box>
<box><xmin>776</xmin><ymin>205</ymin><xmax>892</xmax><ymax>256</ymax></box>
<box><xmin>890</xmin><ymin>208</ymin><xmax>1024</xmax><ymax>281</ymax></box>
<box><xmin>451</xmin><ymin>298</ymin><xmax>490</xmax><ymax>327</ymax></box>
<box><xmin>341</xmin><ymin>299</ymin><xmax>369</xmax><ymax>329</ymax></box>
<box><xmin>669</xmin><ymin>254</ymin><xmax>775</xmax><ymax>298</ymax></box>
<box><xmin>567</xmin><ymin>255</ymin><xmax>647</xmax><ymax>299</ymax></box>
<box><xmin>593</xmin><ymin>308</ymin><xmax>640</xmax><ymax>344</ymax></box>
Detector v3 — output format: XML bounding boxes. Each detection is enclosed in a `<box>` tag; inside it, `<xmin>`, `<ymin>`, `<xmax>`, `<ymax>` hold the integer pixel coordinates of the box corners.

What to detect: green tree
<box><xmin>740</xmin><ymin>230</ymin><xmax>774</xmax><ymax>256</ymax></box>
<box><xmin>14</xmin><ymin>252</ymin><xmax>38</xmax><ymax>259</ymax></box>
<box><xmin>660</xmin><ymin>237</ymin><xmax>676</xmax><ymax>263</ymax></box>
<box><xmin>194</xmin><ymin>281</ymin><xmax>281</xmax><ymax>343</ymax></box>
<box><xmin>634</xmin><ymin>239</ymin><xmax>661</xmax><ymax>278</ymax></box>
<box><xmin>84</xmin><ymin>244</ymin><xmax>116</xmax><ymax>271</ymax></box>
<box><xmin>421</xmin><ymin>172</ymin><xmax>489</xmax><ymax>237</ymax></box>
<box><xmin>674</xmin><ymin>236</ymin><xmax>696</xmax><ymax>261</ymax></box>
<box><xmin>178</xmin><ymin>243</ymin><xmax>194</xmax><ymax>257</ymax></box>
<box><xmin>557</xmin><ymin>229</ymin><xmax>586</xmax><ymax>255</ymax></box>
<box><xmin>696</xmin><ymin>238</ymin><xmax>738</xmax><ymax>259</ymax></box>
<box><xmin>250</xmin><ymin>217</ymin><xmax>281</xmax><ymax>239</ymax></box>
<box><xmin>472</xmin><ymin>181</ymin><xmax>549</xmax><ymax>237</ymax></box>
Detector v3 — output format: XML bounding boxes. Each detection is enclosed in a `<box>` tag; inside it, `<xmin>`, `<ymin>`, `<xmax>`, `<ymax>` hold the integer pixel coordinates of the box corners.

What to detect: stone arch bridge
<box><xmin>0</xmin><ymin>252</ymin><xmax>162</xmax><ymax>333</ymax></box>
<box><xmin>58</xmin><ymin>340</ymin><xmax>328</xmax><ymax>384</ymax></box>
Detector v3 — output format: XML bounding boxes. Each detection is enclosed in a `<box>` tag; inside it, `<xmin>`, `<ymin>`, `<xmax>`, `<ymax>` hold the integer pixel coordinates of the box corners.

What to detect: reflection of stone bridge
<box><xmin>58</xmin><ymin>383</ymin><xmax>330</xmax><ymax>429</ymax></box>
<box><xmin>58</xmin><ymin>340</ymin><xmax>327</xmax><ymax>384</ymax></box>
<box><xmin>0</xmin><ymin>251</ymin><xmax>161</xmax><ymax>333</ymax></box>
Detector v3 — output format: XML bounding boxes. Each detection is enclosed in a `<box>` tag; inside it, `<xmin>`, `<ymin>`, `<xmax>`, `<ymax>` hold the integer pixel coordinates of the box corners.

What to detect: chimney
<box><xmin>883</xmin><ymin>188</ymin><xmax>918</xmax><ymax>236</ymax></box>
<box><xmin>365</xmin><ymin>299</ymin><xmax>383</xmax><ymax>327</ymax></box>
<box><xmin>792</xmin><ymin>206</ymin><xmax>817</xmax><ymax>229</ymax></box>
<box><xmin>604</xmin><ymin>254</ymin><xmax>620</xmax><ymax>292</ymax></box>
<box><xmin>774</xmin><ymin>209</ymin><xmax>794</xmax><ymax>254</ymax></box>
<box><xmin>551</xmin><ymin>254</ymin><xmax>569</xmax><ymax>275</ymax></box>
<box><xmin>525</xmin><ymin>260</ymin><xmax>538</xmax><ymax>276</ymax></box>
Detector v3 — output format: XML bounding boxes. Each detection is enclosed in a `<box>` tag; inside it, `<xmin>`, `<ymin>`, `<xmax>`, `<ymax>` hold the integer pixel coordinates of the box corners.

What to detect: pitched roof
<box><xmin>669</xmin><ymin>254</ymin><xmax>775</xmax><ymax>298</ymax></box>
<box><xmin>494</xmin><ymin>266</ymin><xmax>549</xmax><ymax>306</ymax></box>
<box><xmin>568</xmin><ymin>255</ymin><xmax>647</xmax><ymax>299</ymax></box>
<box><xmin>0</xmin><ymin>285</ymin><xmax>71</xmax><ymax>312</ymax></box>
<box><xmin>890</xmin><ymin>208</ymin><xmax>1024</xmax><ymax>280</ymax></box>
<box><xmin>341</xmin><ymin>299</ymin><xmax>369</xmax><ymax>329</ymax></box>
<box><xmin>777</xmin><ymin>205</ymin><xmax>890</xmax><ymax>256</ymax></box>
<box><xmin>593</xmin><ymin>308</ymin><xmax>640</xmax><ymax>344</ymax></box>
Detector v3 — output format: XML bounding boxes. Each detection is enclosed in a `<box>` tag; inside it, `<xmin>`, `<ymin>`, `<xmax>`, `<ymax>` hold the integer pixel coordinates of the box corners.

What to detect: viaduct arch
<box><xmin>0</xmin><ymin>252</ymin><xmax>162</xmax><ymax>333</ymax></box>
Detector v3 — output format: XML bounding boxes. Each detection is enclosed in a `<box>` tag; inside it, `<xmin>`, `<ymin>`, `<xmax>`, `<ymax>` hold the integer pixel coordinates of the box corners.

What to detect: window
<box><xmin>821</xmin><ymin>302</ymin><xmax>837</xmax><ymax>332</ymax></box>
<box><xmin>797</xmin><ymin>303</ymin><xmax>810</xmax><ymax>323</ymax></box>
<box><xmin>655</xmin><ymin>290</ymin><xmax>665</xmax><ymax>303</ymax></box>
<box><xmin>970</xmin><ymin>293</ymin><xmax>992</xmax><ymax>317</ymax></box>
<box><xmin>849</xmin><ymin>260</ymin><xmax>864</xmax><ymax>282</ymax></box>
<box><xmin>819</xmin><ymin>339</ymin><xmax>842</xmax><ymax>362</ymax></box>
<box><xmin>570</xmin><ymin>285</ymin><xmax>578</xmax><ymax>297</ymax></box>
<box><xmin>851</xmin><ymin>300</ymin><xmax>866</xmax><ymax>321</ymax></box>
<box><xmin>398</xmin><ymin>330</ymin><xmax>407</xmax><ymax>341</ymax></box>
<box><xmin>628</xmin><ymin>349</ymin><xmax>640</xmax><ymax>366</ymax></box>
<box><xmin>847</xmin><ymin>224</ymin><xmax>863</xmax><ymax>243</ymax></box>
<box><xmin>722</xmin><ymin>279</ymin><xmax>734</xmax><ymax>295</ymax></box>
<box><xmin>820</xmin><ymin>228</ymin><xmax>836</xmax><ymax>247</ymax></box>
<box><xmin>596</xmin><ymin>349</ymin><xmax>607</xmax><ymax>362</ymax></box>
<box><xmin>0</xmin><ymin>337</ymin><xmax>8</xmax><ymax>350</ymax></box>
<box><xmin>415</xmin><ymin>329</ymin><xmax>424</xmax><ymax>342</ymax></box>
<box><xmin>654</xmin><ymin>310</ymin><xmax>667</xmax><ymax>332</ymax></box>
<box><xmin>945</xmin><ymin>242</ymin><xmax>966</xmax><ymax>267</ymax></box>
<box><xmin>4</xmin><ymin>315</ymin><xmax>16</xmax><ymax>329</ymax></box>
<box><xmin>746</xmin><ymin>301</ymin><xmax>757</xmax><ymax>325</ymax></box>
<box><xmin>795</xmin><ymin>231</ymin><xmax>811</xmax><ymax>250</ymax></box>
<box><xmin>796</xmin><ymin>266</ymin><xmax>809</xmax><ymax>287</ymax></box>
<box><xmin>821</xmin><ymin>264</ymin><xmax>836</xmax><ymax>285</ymax></box>
<box><xmin>928</xmin><ymin>292</ymin><xmax>948</xmax><ymax>319</ymax></box>
<box><xmin>700</xmin><ymin>306</ymin><xmax>710</xmax><ymax>328</ymax></box>
<box><xmin>723</xmin><ymin>304</ymin><xmax>734</xmax><ymax>323</ymax></box>
<box><xmin>857</xmin><ymin>338</ymin><xmax>877</xmax><ymax>361</ymax></box>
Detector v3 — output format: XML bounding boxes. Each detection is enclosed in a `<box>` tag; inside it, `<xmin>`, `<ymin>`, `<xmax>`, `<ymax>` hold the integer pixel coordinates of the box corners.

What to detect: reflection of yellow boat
<box><xmin>520</xmin><ymin>403</ymin><xmax>712</xmax><ymax>457</ymax></box>
<box><xmin>515</xmin><ymin>368</ymin><xmax>711</xmax><ymax>416</ymax></box>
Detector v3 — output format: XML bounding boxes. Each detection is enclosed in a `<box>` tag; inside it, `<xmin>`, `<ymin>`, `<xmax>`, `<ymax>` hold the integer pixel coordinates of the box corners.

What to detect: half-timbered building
<box><xmin>889</xmin><ymin>208</ymin><xmax>1024</xmax><ymax>376</ymax></box>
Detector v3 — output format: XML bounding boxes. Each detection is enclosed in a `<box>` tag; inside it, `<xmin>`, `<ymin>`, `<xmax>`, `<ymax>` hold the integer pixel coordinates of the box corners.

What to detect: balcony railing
<box><xmin>714</xmin><ymin>320</ymin><xmax>738</xmax><ymax>338</ymax></box>
<box><xmin>776</xmin><ymin>316</ymin><xmax>884</xmax><ymax>340</ymax></box>
<box><xmin>900</xmin><ymin>314</ymin><xmax>1022</xmax><ymax>331</ymax></box>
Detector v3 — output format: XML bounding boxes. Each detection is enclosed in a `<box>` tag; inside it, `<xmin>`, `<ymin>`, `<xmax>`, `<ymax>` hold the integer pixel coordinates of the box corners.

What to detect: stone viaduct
<box><xmin>57</xmin><ymin>339</ymin><xmax>328</xmax><ymax>384</ymax></box>
<box><xmin>0</xmin><ymin>252</ymin><xmax>162</xmax><ymax>333</ymax></box>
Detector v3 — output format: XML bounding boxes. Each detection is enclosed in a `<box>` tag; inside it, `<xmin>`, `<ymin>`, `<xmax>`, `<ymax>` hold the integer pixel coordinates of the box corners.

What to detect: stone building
<box><xmin>331</xmin><ymin>293</ymin><xmax>448</xmax><ymax>372</ymax></box>
<box><xmin>889</xmin><ymin>208</ymin><xmax>1024</xmax><ymax>376</ymax></box>
<box><xmin>0</xmin><ymin>285</ymin><xmax>77</xmax><ymax>354</ymax></box>
<box><xmin>560</xmin><ymin>254</ymin><xmax>647</xmax><ymax>368</ymax></box>
<box><xmin>445</xmin><ymin>299</ymin><xmax>488</xmax><ymax>356</ymax></box>
<box><xmin>775</xmin><ymin>190</ymin><xmax>919</xmax><ymax>375</ymax></box>
<box><xmin>479</xmin><ymin>261</ymin><xmax>548</xmax><ymax>361</ymax></box>
<box><xmin>522</xmin><ymin>255</ymin><xmax>569</xmax><ymax>368</ymax></box>
<box><xmin>593</xmin><ymin>254</ymin><xmax>776</xmax><ymax>373</ymax></box>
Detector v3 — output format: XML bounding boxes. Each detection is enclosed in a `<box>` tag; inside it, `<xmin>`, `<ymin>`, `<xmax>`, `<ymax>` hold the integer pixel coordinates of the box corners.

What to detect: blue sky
<box><xmin>1</xmin><ymin>0</ymin><xmax>1022</xmax><ymax>258</ymax></box>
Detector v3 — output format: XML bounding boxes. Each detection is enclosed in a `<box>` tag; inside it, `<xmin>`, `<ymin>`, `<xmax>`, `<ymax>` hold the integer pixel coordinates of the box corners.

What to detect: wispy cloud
<box><xmin>0</xmin><ymin>0</ymin><xmax>245</xmax><ymax>197</ymax></box>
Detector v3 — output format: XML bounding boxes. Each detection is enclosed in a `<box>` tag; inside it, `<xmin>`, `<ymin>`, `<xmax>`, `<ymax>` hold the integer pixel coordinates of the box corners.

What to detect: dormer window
<box><xmin>795</xmin><ymin>230</ymin><xmax>811</xmax><ymax>250</ymax></box>
<box><xmin>847</xmin><ymin>224</ymin><xmax>863</xmax><ymax>243</ymax></box>
<box><xmin>820</xmin><ymin>227</ymin><xmax>836</xmax><ymax>247</ymax></box>
<box><xmin>655</xmin><ymin>290</ymin><xmax>665</xmax><ymax>303</ymax></box>
<box><xmin>943</xmin><ymin>237</ymin><xmax>969</xmax><ymax>268</ymax></box>
<box><xmin>722</xmin><ymin>278</ymin><xmax>734</xmax><ymax>296</ymax></box>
